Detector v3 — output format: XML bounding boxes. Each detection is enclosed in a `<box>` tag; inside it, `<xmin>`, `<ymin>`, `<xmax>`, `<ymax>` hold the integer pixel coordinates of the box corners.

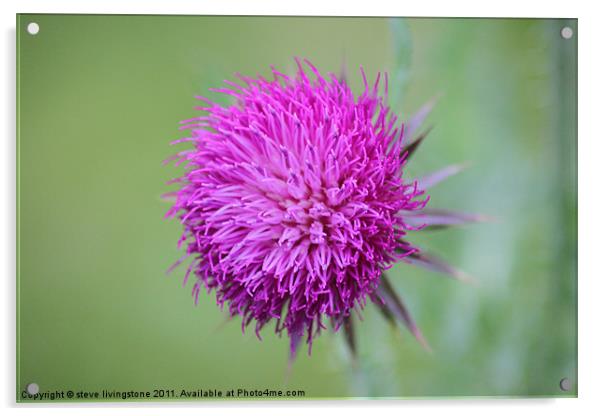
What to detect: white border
<box><xmin>1</xmin><ymin>0</ymin><xmax>585</xmax><ymax>17</ymax></box>
<box><xmin>2</xmin><ymin>1</ymin><xmax>599</xmax><ymax>415</ymax></box>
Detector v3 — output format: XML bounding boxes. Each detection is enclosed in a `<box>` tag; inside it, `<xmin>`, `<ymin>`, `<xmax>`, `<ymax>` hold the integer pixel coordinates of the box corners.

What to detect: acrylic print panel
<box><xmin>16</xmin><ymin>14</ymin><xmax>577</xmax><ymax>401</ymax></box>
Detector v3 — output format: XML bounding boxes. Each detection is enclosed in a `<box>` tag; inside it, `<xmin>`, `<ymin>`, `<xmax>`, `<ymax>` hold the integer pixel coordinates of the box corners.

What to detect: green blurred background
<box><xmin>17</xmin><ymin>15</ymin><xmax>577</xmax><ymax>399</ymax></box>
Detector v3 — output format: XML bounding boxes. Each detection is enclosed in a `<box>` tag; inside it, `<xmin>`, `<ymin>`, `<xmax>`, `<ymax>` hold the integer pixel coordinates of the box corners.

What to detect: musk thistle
<box><xmin>166</xmin><ymin>59</ymin><xmax>479</xmax><ymax>359</ymax></box>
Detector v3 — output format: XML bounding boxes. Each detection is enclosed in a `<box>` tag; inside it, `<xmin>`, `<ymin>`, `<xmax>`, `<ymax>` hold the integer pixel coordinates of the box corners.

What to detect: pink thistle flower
<box><xmin>166</xmin><ymin>59</ymin><xmax>480</xmax><ymax>359</ymax></box>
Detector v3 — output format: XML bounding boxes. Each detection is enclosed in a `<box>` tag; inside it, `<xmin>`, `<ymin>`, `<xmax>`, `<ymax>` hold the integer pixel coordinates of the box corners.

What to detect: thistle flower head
<box><xmin>167</xmin><ymin>59</ymin><xmax>477</xmax><ymax>358</ymax></box>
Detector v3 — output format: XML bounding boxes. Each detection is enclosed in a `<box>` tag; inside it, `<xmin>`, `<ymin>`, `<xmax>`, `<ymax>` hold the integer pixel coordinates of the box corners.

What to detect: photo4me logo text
<box><xmin>21</xmin><ymin>387</ymin><xmax>306</xmax><ymax>401</ymax></box>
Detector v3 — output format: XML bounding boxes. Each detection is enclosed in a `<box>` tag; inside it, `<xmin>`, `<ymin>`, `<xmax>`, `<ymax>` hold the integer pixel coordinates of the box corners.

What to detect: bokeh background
<box><xmin>17</xmin><ymin>15</ymin><xmax>577</xmax><ymax>399</ymax></box>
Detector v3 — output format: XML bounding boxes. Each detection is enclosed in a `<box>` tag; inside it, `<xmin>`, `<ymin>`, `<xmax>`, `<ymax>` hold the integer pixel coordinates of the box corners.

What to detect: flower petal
<box><xmin>373</xmin><ymin>294</ymin><xmax>396</xmax><ymax>326</ymax></box>
<box><xmin>401</xmin><ymin>209</ymin><xmax>489</xmax><ymax>230</ymax></box>
<box><xmin>375</xmin><ymin>274</ymin><xmax>431</xmax><ymax>351</ymax></box>
<box><xmin>405</xmin><ymin>96</ymin><xmax>440</xmax><ymax>139</ymax></box>
<box><xmin>342</xmin><ymin>314</ymin><xmax>357</xmax><ymax>360</ymax></box>
<box><xmin>415</xmin><ymin>164</ymin><xmax>466</xmax><ymax>190</ymax></box>
<box><xmin>400</xmin><ymin>125</ymin><xmax>433</xmax><ymax>160</ymax></box>
<box><xmin>403</xmin><ymin>251</ymin><xmax>474</xmax><ymax>283</ymax></box>
<box><xmin>289</xmin><ymin>328</ymin><xmax>303</xmax><ymax>363</ymax></box>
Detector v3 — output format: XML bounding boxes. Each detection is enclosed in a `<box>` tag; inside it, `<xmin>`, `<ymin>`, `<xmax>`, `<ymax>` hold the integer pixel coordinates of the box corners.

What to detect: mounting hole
<box><xmin>559</xmin><ymin>377</ymin><xmax>571</xmax><ymax>391</ymax></box>
<box><xmin>26</xmin><ymin>383</ymin><xmax>39</xmax><ymax>395</ymax></box>
<box><xmin>27</xmin><ymin>22</ymin><xmax>40</xmax><ymax>35</ymax></box>
<box><xmin>560</xmin><ymin>26</ymin><xmax>573</xmax><ymax>39</ymax></box>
